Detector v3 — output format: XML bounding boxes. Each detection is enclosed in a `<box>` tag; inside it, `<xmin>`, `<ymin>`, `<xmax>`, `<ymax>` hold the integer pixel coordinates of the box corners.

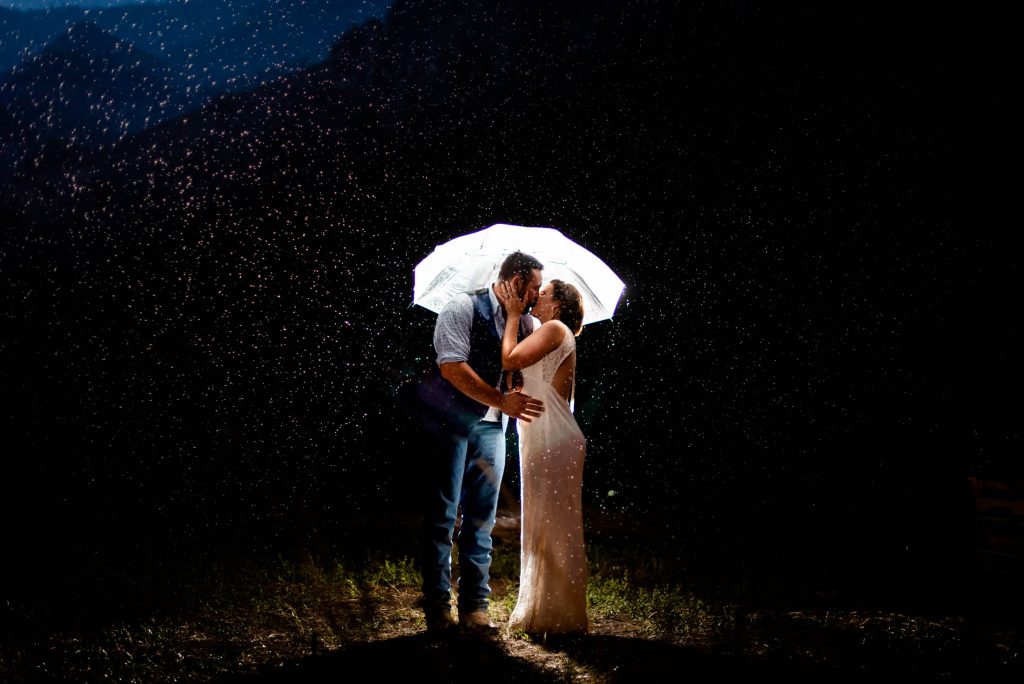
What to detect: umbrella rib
<box><xmin>561</xmin><ymin>266</ymin><xmax>611</xmax><ymax>321</ymax></box>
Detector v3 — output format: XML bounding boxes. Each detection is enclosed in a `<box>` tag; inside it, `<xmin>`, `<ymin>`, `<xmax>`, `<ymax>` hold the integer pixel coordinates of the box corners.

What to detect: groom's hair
<box><xmin>498</xmin><ymin>251</ymin><xmax>544</xmax><ymax>283</ymax></box>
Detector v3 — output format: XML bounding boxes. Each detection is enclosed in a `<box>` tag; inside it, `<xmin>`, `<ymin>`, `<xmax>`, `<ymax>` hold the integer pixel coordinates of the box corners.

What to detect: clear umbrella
<box><xmin>413</xmin><ymin>223</ymin><xmax>625</xmax><ymax>326</ymax></box>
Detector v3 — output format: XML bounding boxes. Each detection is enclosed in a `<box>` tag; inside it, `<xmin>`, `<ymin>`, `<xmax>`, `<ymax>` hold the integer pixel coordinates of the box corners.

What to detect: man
<box><xmin>415</xmin><ymin>250</ymin><xmax>545</xmax><ymax>633</ymax></box>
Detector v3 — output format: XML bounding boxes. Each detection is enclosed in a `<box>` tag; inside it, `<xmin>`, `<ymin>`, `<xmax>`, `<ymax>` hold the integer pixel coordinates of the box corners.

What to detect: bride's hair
<box><xmin>550</xmin><ymin>279</ymin><xmax>584</xmax><ymax>337</ymax></box>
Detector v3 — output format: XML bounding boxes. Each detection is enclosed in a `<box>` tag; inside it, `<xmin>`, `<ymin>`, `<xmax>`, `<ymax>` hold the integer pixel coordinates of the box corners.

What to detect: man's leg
<box><xmin>456</xmin><ymin>420</ymin><xmax>506</xmax><ymax>623</ymax></box>
<box><xmin>419</xmin><ymin>430</ymin><xmax>468</xmax><ymax>630</ymax></box>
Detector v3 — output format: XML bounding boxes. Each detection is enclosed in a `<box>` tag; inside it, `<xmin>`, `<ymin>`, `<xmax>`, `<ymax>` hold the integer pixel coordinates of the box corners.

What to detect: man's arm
<box><xmin>439</xmin><ymin>361</ymin><xmax>543</xmax><ymax>422</ymax></box>
<box><xmin>439</xmin><ymin>362</ymin><xmax>504</xmax><ymax>409</ymax></box>
<box><xmin>433</xmin><ymin>293</ymin><xmax>543</xmax><ymax>422</ymax></box>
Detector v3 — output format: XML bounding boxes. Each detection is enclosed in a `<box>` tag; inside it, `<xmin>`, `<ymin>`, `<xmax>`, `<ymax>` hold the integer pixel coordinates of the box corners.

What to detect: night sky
<box><xmin>1</xmin><ymin>0</ymin><xmax>1018</xmax><ymax>601</ymax></box>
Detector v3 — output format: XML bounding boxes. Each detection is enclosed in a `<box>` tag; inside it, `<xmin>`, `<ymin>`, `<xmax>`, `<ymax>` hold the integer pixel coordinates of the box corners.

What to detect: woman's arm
<box><xmin>500</xmin><ymin>307</ymin><xmax>520</xmax><ymax>368</ymax></box>
<box><xmin>502</xmin><ymin>319</ymin><xmax>564</xmax><ymax>370</ymax></box>
<box><xmin>497</xmin><ymin>280</ymin><xmax>566</xmax><ymax>369</ymax></box>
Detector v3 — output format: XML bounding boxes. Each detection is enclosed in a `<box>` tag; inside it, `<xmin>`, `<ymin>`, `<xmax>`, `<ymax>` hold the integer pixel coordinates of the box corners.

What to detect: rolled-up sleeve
<box><xmin>434</xmin><ymin>294</ymin><xmax>473</xmax><ymax>366</ymax></box>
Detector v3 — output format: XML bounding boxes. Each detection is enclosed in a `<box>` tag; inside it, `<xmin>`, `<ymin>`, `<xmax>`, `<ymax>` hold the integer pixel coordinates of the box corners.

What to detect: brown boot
<box><xmin>424</xmin><ymin>607</ymin><xmax>457</xmax><ymax>633</ymax></box>
<box><xmin>459</xmin><ymin>609</ymin><xmax>498</xmax><ymax>632</ymax></box>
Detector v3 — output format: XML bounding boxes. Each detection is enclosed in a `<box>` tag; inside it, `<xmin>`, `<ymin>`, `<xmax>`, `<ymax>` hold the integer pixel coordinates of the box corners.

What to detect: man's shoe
<box><xmin>459</xmin><ymin>610</ymin><xmax>499</xmax><ymax>632</ymax></box>
<box><xmin>424</xmin><ymin>608</ymin><xmax>457</xmax><ymax>633</ymax></box>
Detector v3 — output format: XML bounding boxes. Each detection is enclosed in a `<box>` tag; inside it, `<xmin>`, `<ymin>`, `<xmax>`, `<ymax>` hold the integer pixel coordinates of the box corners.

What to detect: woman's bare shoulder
<box><xmin>540</xmin><ymin>319</ymin><xmax>570</xmax><ymax>336</ymax></box>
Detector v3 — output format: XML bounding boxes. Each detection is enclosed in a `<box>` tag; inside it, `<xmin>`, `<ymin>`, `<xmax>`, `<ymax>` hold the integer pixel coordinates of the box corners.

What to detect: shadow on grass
<box><xmin>221</xmin><ymin>631</ymin><xmax>557</xmax><ymax>683</ymax></box>
<box><xmin>538</xmin><ymin>631</ymin><xmax>1019</xmax><ymax>679</ymax></box>
<box><xmin>219</xmin><ymin>631</ymin><xmax>847</xmax><ymax>683</ymax></box>
<box><xmin>243</xmin><ymin>629</ymin><xmax>1000</xmax><ymax>682</ymax></box>
<box><xmin>545</xmin><ymin>633</ymin><xmax>832</xmax><ymax>678</ymax></box>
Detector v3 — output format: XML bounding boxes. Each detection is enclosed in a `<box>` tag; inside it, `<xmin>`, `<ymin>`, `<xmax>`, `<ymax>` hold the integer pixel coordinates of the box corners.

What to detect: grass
<box><xmin>2</xmin><ymin>536</ymin><xmax>1022</xmax><ymax>681</ymax></box>
<box><xmin>581</xmin><ymin>539</ymin><xmax>749</xmax><ymax>646</ymax></box>
<box><xmin>3</xmin><ymin>540</ymin><xmax>724</xmax><ymax>681</ymax></box>
<box><xmin>587</xmin><ymin>573</ymin><xmax>736</xmax><ymax>642</ymax></box>
<box><xmin>1</xmin><ymin>551</ymin><xmax>426</xmax><ymax>683</ymax></box>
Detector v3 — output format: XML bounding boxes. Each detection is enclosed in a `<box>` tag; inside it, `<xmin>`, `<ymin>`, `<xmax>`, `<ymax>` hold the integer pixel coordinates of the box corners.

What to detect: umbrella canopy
<box><xmin>413</xmin><ymin>223</ymin><xmax>625</xmax><ymax>326</ymax></box>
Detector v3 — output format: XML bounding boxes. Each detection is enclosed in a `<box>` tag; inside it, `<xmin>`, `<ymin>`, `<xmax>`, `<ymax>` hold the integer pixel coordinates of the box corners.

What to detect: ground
<box><xmin>2</xmin><ymin>506</ymin><xmax>1022</xmax><ymax>682</ymax></box>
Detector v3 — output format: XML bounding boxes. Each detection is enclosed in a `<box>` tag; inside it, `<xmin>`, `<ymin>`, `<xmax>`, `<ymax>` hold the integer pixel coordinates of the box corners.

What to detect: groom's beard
<box><xmin>516</xmin><ymin>284</ymin><xmax>536</xmax><ymax>314</ymax></box>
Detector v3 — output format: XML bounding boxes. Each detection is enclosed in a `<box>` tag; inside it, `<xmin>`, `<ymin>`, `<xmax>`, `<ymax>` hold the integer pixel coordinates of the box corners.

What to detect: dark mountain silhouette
<box><xmin>0</xmin><ymin>1</ymin><xmax>392</xmax><ymax>80</ymax></box>
<box><xmin>0</xmin><ymin>20</ymin><xmax>192</xmax><ymax>150</ymax></box>
<box><xmin>0</xmin><ymin>2</ymin><xmax>208</xmax><ymax>72</ymax></box>
<box><xmin>0</xmin><ymin>0</ymin><xmax>1015</xmax><ymax>610</ymax></box>
<box><xmin>0</xmin><ymin>101</ymin><xmax>15</xmax><ymax>142</ymax></box>
<box><xmin>0</xmin><ymin>1</ymin><xmax>392</xmax><ymax>172</ymax></box>
<box><xmin>186</xmin><ymin>0</ymin><xmax>396</xmax><ymax>94</ymax></box>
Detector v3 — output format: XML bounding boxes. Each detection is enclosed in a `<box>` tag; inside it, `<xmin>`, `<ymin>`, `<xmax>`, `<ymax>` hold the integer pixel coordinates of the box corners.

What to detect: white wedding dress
<box><xmin>508</xmin><ymin>320</ymin><xmax>588</xmax><ymax>634</ymax></box>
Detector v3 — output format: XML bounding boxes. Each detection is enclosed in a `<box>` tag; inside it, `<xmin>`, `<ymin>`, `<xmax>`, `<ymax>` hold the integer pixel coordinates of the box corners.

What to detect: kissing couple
<box><xmin>406</xmin><ymin>250</ymin><xmax>589</xmax><ymax>637</ymax></box>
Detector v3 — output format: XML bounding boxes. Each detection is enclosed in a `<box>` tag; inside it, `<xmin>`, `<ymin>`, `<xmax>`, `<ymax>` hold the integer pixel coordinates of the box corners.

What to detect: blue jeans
<box><xmin>420</xmin><ymin>417</ymin><xmax>506</xmax><ymax>614</ymax></box>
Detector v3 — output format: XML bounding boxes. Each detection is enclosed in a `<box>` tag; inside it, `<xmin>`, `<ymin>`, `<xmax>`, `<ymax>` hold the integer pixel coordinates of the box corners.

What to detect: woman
<box><xmin>497</xmin><ymin>278</ymin><xmax>588</xmax><ymax>635</ymax></box>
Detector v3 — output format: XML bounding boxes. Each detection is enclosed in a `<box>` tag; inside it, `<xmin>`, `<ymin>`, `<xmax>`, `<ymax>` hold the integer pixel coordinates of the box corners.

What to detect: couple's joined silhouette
<box><xmin>404</xmin><ymin>250</ymin><xmax>588</xmax><ymax>636</ymax></box>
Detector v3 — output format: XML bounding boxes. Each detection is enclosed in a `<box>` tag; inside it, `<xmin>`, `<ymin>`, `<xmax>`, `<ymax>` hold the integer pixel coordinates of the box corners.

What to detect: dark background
<box><xmin>1</xmin><ymin>0</ymin><xmax>1018</xmax><ymax>614</ymax></box>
